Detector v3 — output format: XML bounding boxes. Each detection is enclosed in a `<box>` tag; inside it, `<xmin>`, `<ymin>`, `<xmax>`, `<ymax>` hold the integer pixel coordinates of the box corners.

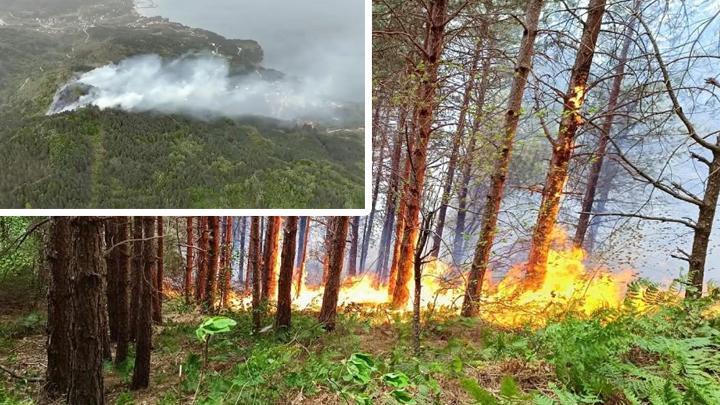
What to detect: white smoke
<box><xmin>48</xmin><ymin>53</ymin><xmax>341</xmax><ymax>120</ymax></box>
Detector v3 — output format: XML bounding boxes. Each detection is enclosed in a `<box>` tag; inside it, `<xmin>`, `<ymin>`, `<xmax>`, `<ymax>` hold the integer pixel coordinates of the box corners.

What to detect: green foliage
<box><xmin>195</xmin><ymin>316</ymin><xmax>237</xmax><ymax>342</ymax></box>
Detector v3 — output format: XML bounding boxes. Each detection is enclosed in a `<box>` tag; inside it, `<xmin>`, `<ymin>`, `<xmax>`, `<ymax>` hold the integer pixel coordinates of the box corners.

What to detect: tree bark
<box><xmin>130</xmin><ymin>217</ymin><xmax>143</xmax><ymax>342</ymax></box>
<box><xmin>276</xmin><ymin>217</ymin><xmax>298</xmax><ymax>330</ymax></box>
<box><xmin>132</xmin><ymin>217</ymin><xmax>156</xmax><ymax>390</ymax></box>
<box><xmin>249</xmin><ymin>218</ymin><xmax>262</xmax><ymax>332</ymax></box>
<box><xmin>391</xmin><ymin>0</ymin><xmax>449</xmax><ymax>309</ymax></box>
<box><xmin>687</xmin><ymin>156</ymin><xmax>720</xmax><ymax>298</ymax></box>
<box><xmin>348</xmin><ymin>217</ymin><xmax>360</xmax><ymax>277</ymax></box>
<box><xmin>204</xmin><ymin>217</ymin><xmax>220</xmax><ymax>312</ymax></box>
<box><xmin>195</xmin><ymin>216</ymin><xmax>209</xmax><ymax>303</ymax></box>
<box><xmin>184</xmin><ymin>217</ymin><xmax>194</xmax><ymax>303</ymax></box>
<box><xmin>376</xmin><ymin>113</ymin><xmax>405</xmax><ymax>281</ymax></box>
<box><xmin>45</xmin><ymin>218</ymin><xmax>74</xmax><ymax>399</ymax></box>
<box><xmin>68</xmin><ymin>217</ymin><xmax>105</xmax><ymax>405</ymax></box>
<box><xmin>294</xmin><ymin>216</ymin><xmax>311</xmax><ymax>297</ymax></box>
<box><xmin>318</xmin><ymin>217</ymin><xmax>350</xmax><ymax>331</ymax></box>
<box><xmin>114</xmin><ymin>217</ymin><xmax>130</xmax><ymax>365</ymax></box>
<box><xmin>359</xmin><ymin>103</ymin><xmax>387</xmax><ymax>272</ymax></box>
<box><xmin>221</xmin><ymin>216</ymin><xmax>233</xmax><ymax>309</ymax></box>
<box><xmin>238</xmin><ymin>217</ymin><xmax>247</xmax><ymax>286</ymax></box>
<box><xmin>261</xmin><ymin>216</ymin><xmax>282</xmax><ymax>301</ymax></box>
<box><xmin>461</xmin><ymin>0</ymin><xmax>544</xmax><ymax>316</ymax></box>
<box><xmin>526</xmin><ymin>0</ymin><xmax>607</xmax><ymax>289</ymax></box>
<box><xmin>152</xmin><ymin>216</ymin><xmax>163</xmax><ymax>324</ymax></box>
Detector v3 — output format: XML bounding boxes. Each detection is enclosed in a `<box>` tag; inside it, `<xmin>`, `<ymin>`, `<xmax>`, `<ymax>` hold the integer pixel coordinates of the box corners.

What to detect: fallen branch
<box><xmin>0</xmin><ymin>364</ymin><xmax>43</xmax><ymax>382</ymax></box>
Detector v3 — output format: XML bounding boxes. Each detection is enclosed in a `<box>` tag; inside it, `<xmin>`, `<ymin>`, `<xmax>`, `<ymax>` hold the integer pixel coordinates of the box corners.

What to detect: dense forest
<box><xmin>0</xmin><ymin>216</ymin><xmax>719</xmax><ymax>404</ymax></box>
<box><xmin>0</xmin><ymin>0</ymin><xmax>364</xmax><ymax>208</ymax></box>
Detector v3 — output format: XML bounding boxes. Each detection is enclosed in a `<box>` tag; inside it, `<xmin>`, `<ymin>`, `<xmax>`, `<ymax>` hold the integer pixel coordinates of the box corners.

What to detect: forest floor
<box><xmin>1</xmin><ymin>296</ymin><xmax>720</xmax><ymax>404</ymax></box>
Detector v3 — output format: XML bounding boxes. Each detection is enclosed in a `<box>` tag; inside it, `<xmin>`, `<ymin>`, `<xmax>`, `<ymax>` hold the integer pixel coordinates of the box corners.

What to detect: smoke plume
<box><xmin>48</xmin><ymin>54</ymin><xmax>346</xmax><ymax>120</ymax></box>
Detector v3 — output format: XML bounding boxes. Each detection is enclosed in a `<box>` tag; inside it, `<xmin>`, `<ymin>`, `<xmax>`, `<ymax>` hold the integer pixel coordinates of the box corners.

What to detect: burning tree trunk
<box><xmin>430</xmin><ymin>43</ymin><xmax>482</xmax><ymax>258</ymax></box>
<box><xmin>261</xmin><ymin>216</ymin><xmax>281</xmax><ymax>301</ymax></box>
<box><xmin>152</xmin><ymin>216</ymin><xmax>163</xmax><ymax>324</ymax></box>
<box><xmin>391</xmin><ymin>0</ymin><xmax>449</xmax><ymax>309</ymax></box>
<box><xmin>574</xmin><ymin>1</ymin><xmax>639</xmax><ymax>248</ymax></box>
<box><xmin>184</xmin><ymin>216</ymin><xmax>194</xmax><ymax>303</ymax></box>
<box><xmin>195</xmin><ymin>217</ymin><xmax>209</xmax><ymax>302</ymax></box>
<box><xmin>221</xmin><ymin>216</ymin><xmax>233</xmax><ymax>309</ymax></box>
<box><xmin>132</xmin><ymin>217</ymin><xmax>156</xmax><ymax>390</ymax></box>
<box><xmin>113</xmin><ymin>217</ymin><xmax>130</xmax><ymax>365</ymax></box>
<box><xmin>204</xmin><ymin>216</ymin><xmax>220</xmax><ymax>312</ymax></box>
<box><xmin>295</xmin><ymin>216</ymin><xmax>311</xmax><ymax>298</ymax></box>
<box><xmin>348</xmin><ymin>217</ymin><xmax>360</xmax><ymax>276</ymax></box>
<box><xmin>249</xmin><ymin>218</ymin><xmax>262</xmax><ymax>332</ymax></box>
<box><xmin>45</xmin><ymin>218</ymin><xmax>74</xmax><ymax>399</ymax></box>
<box><xmin>68</xmin><ymin>217</ymin><xmax>105</xmax><ymax>405</ymax></box>
<box><xmin>130</xmin><ymin>217</ymin><xmax>143</xmax><ymax>341</ymax></box>
<box><xmin>526</xmin><ymin>0</ymin><xmax>607</xmax><ymax>289</ymax></box>
<box><xmin>387</xmin><ymin>137</ymin><xmax>412</xmax><ymax>294</ymax></box>
<box><xmin>276</xmin><ymin>216</ymin><xmax>298</xmax><ymax>330</ymax></box>
<box><xmin>318</xmin><ymin>217</ymin><xmax>350</xmax><ymax>331</ymax></box>
<box><xmin>461</xmin><ymin>0</ymin><xmax>545</xmax><ymax>316</ymax></box>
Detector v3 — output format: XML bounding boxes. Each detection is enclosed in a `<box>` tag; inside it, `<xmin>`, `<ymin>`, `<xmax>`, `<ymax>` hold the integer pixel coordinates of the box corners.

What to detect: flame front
<box><xmin>232</xmin><ymin>229</ymin><xmax>645</xmax><ymax>328</ymax></box>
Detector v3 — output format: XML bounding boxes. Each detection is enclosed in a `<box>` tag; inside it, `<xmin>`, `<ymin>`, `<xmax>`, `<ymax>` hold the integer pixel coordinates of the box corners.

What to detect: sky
<box><xmin>135</xmin><ymin>0</ymin><xmax>365</xmax><ymax>102</ymax></box>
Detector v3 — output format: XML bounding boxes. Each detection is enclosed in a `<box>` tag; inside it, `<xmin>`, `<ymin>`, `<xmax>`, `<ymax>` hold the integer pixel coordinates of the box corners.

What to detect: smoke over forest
<box><xmin>48</xmin><ymin>54</ymin><xmax>348</xmax><ymax>120</ymax></box>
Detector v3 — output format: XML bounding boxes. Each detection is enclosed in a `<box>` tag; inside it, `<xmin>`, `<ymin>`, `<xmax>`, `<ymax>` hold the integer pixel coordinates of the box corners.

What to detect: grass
<box><xmin>0</xmin><ymin>297</ymin><xmax>719</xmax><ymax>404</ymax></box>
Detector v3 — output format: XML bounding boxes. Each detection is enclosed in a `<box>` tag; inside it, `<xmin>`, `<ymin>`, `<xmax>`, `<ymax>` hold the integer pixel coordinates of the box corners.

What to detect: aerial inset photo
<box><xmin>0</xmin><ymin>0</ymin><xmax>365</xmax><ymax>209</ymax></box>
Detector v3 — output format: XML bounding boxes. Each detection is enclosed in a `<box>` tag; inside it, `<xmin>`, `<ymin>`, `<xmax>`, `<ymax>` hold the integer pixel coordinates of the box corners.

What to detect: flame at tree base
<box><xmin>229</xmin><ymin>229</ymin><xmax>693</xmax><ymax>329</ymax></box>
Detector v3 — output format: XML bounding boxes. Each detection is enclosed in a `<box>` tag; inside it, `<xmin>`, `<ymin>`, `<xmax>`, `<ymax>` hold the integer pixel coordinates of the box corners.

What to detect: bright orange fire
<box><xmin>227</xmin><ymin>228</ymin><xmax>660</xmax><ymax>328</ymax></box>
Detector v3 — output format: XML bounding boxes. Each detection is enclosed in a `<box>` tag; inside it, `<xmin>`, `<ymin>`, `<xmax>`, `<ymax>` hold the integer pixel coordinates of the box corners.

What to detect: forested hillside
<box><xmin>0</xmin><ymin>0</ymin><xmax>364</xmax><ymax>208</ymax></box>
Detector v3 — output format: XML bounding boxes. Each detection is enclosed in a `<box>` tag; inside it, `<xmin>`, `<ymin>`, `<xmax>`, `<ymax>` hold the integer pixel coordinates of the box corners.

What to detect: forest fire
<box><xmin>227</xmin><ymin>228</ymin><xmax>639</xmax><ymax>329</ymax></box>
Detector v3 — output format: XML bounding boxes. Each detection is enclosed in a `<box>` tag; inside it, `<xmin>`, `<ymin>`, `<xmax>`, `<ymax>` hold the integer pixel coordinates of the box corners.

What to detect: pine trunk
<box><xmin>132</xmin><ymin>217</ymin><xmax>156</xmax><ymax>390</ymax></box>
<box><xmin>391</xmin><ymin>0</ymin><xmax>449</xmax><ymax>309</ymax></box>
<box><xmin>68</xmin><ymin>218</ymin><xmax>105</xmax><ymax>405</ymax></box>
<box><xmin>461</xmin><ymin>0</ymin><xmax>544</xmax><ymax>316</ymax></box>
<box><xmin>204</xmin><ymin>217</ymin><xmax>220</xmax><ymax>312</ymax></box>
<box><xmin>526</xmin><ymin>0</ymin><xmax>607</xmax><ymax>289</ymax></box>
<box><xmin>184</xmin><ymin>217</ymin><xmax>194</xmax><ymax>303</ymax></box>
<box><xmin>249</xmin><ymin>218</ymin><xmax>262</xmax><ymax>332</ymax></box>
<box><xmin>45</xmin><ymin>218</ymin><xmax>74</xmax><ymax>398</ymax></box>
<box><xmin>114</xmin><ymin>217</ymin><xmax>130</xmax><ymax>365</ymax></box>
<box><xmin>152</xmin><ymin>216</ymin><xmax>163</xmax><ymax>324</ymax></box>
<box><xmin>130</xmin><ymin>217</ymin><xmax>143</xmax><ymax>341</ymax></box>
<box><xmin>294</xmin><ymin>217</ymin><xmax>311</xmax><ymax>297</ymax></box>
<box><xmin>318</xmin><ymin>217</ymin><xmax>350</xmax><ymax>331</ymax></box>
<box><xmin>261</xmin><ymin>216</ymin><xmax>282</xmax><ymax>301</ymax></box>
<box><xmin>195</xmin><ymin>216</ymin><xmax>209</xmax><ymax>302</ymax></box>
<box><xmin>348</xmin><ymin>217</ymin><xmax>360</xmax><ymax>276</ymax></box>
<box><xmin>276</xmin><ymin>216</ymin><xmax>298</xmax><ymax>330</ymax></box>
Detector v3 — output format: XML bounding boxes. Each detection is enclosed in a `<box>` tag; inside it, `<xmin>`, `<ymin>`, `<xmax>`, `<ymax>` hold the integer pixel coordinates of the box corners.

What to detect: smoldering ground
<box><xmin>48</xmin><ymin>53</ymin><xmax>354</xmax><ymax>121</ymax></box>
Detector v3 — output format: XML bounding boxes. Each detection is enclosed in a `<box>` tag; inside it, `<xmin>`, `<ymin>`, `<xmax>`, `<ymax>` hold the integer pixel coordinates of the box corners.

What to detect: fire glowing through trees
<box><xmin>231</xmin><ymin>228</ymin><xmax>647</xmax><ymax>328</ymax></box>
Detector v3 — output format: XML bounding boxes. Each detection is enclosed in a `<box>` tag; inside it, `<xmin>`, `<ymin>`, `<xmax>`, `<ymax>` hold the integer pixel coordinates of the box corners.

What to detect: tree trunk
<box><xmin>195</xmin><ymin>217</ymin><xmax>209</xmax><ymax>302</ymax></box>
<box><xmin>430</xmin><ymin>43</ymin><xmax>482</xmax><ymax>258</ymax></box>
<box><xmin>348</xmin><ymin>217</ymin><xmax>360</xmax><ymax>277</ymax></box>
<box><xmin>526</xmin><ymin>0</ymin><xmax>607</xmax><ymax>289</ymax></box>
<box><xmin>45</xmin><ymin>218</ymin><xmax>74</xmax><ymax>399</ymax></box>
<box><xmin>105</xmin><ymin>219</ymin><xmax>119</xmax><ymax>343</ymax></box>
<box><xmin>387</xmin><ymin>133</ymin><xmax>412</xmax><ymax>294</ymax></box>
<box><xmin>391</xmin><ymin>0</ymin><xmax>449</xmax><ymax>309</ymax></box>
<box><xmin>68</xmin><ymin>217</ymin><xmax>105</xmax><ymax>405</ymax></box>
<box><xmin>294</xmin><ymin>216</ymin><xmax>311</xmax><ymax>297</ymax></box>
<box><xmin>114</xmin><ymin>217</ymin><xmax>130</xmax><ymax>365</ymax></box>
<box><xmin>376</xmin><ymin>114</ymin><xmax>405</xmax><ymax>280</ymax></box>
<box><xmin>359</xmin><ymin>103</ymin><xmax>387</xmax><ymax>272</ymax></box>
<box><xmin>204</xmin><ymin>217</ymin><xmax>220</xmax><ymax>312</ymax></box>
<box><xmin>221</xmin><ymin>216</ymin><xmax>233</xmax><ymax>308</ymax></box>
<box><xmin>574</xmin><ymin>1</ymin><xmax>639</xmax><ymax>248</ymax></box>
<box><xmin>249</xmin><ymin>218</ymin><xmax>262</xmax><ymax>332</ymax></box>
<box><xmin>261</xmin><ymin>216</ymin><xmax>282</xmax><ymax>301</ymax></box>
<box><xmin>318</xmin><ymin>217</ymin><xmax>350</xmax><ymax>331</ymax></box>
<box><xmin>184</xmin><ymin>217</ymin><xmax>194</xmax><ymax>303</ymax></box>
<box><xmin>132</xmin><ymin>217</ymin><xmax>156</xmax><ymax>390</ymax></box>
<box><xmin>322</xmin><ymin>218</ymin><xmax>334</xmax><ymax>283</ymax></box>
<box><xmin>238</xmin><ymin>217</ymin><xmax>247</xmax><ymax>286</ymax></box>
<box><xmin>687</xmin><ymin>155</ymin><xmax>720</xmax><ymax>298</ymax></box>
<box><xmin>130</xmin><ymin>217</ymin><xmax>143</xmax><ymax>342</ymax></box>
<box><xmin>461</xmin><ymin>0</ymin><xmax>544</xmax><ymax>316</ymax></box>
<box><xmin>276</xmin><ymin>216</ymin><xmax>298</xmax><ymax>330</ymax></box>
<box><xmin>152</xmin><ymin>216</ymin><xmax>163</xmax><ymax>324</ymax></box>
